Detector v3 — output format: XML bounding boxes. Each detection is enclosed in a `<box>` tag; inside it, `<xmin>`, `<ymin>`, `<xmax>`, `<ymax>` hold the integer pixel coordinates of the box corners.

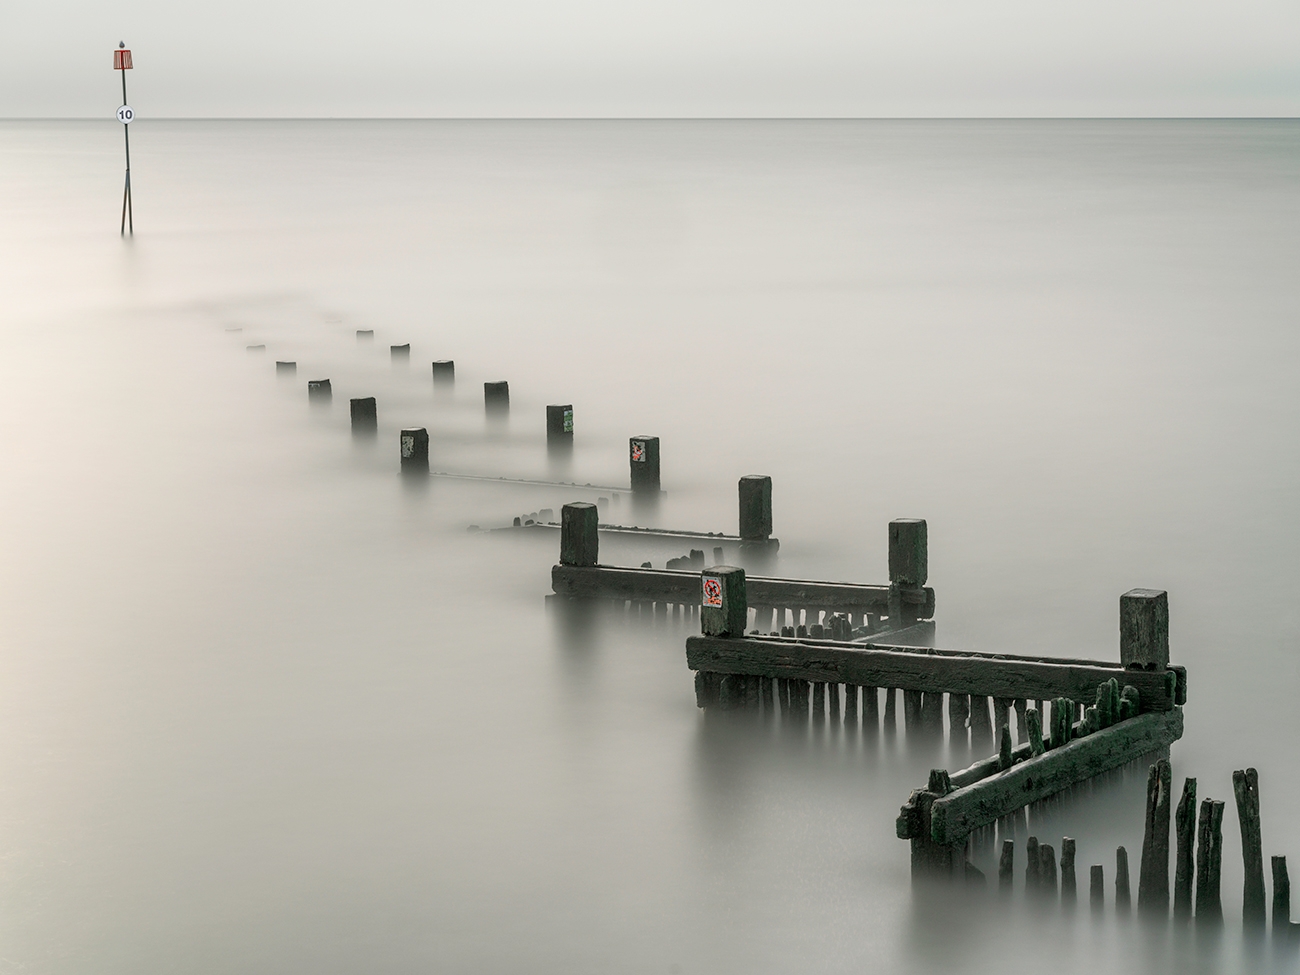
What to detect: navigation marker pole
<box><xmin>113</xmin><ymin>42</ymin><xmax>134</xmax><ymax>235</ymax></box>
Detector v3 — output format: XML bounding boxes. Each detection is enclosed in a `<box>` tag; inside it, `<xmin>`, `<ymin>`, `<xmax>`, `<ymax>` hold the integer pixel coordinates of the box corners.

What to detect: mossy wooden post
<box><xmin>1115</xmin><ymin>846</ymin><xmax>1132</xmax><ymax>914</ymax></box>
<box><xmin>1173</xmin><ymin>777</ymin><xmax>1197</xmax><ymax>921</ymax></box>
<box><xmin>1273</xmin><ymin>857</ymin><xmax>1291</xmax><ymax>941</ymax></box>
<box><xmin>350</xmin><ymin>397</ymin><xmax>377</xmax><ymax>438</ymax></box>
<box><xmin>701</xmin><ymin>567</ymin><xmax>746</xmax><ymax>638</ymax></box>
<box><xmin>391</xmin><ymin>343</ymin><xmax>410</xmax><ymax>364</ymax></box>
<box><xmin>921</xmin><ymin>692</ymin><xmax>944</xmax><ymax>739</ymax></box>
<box><xmin>629</xmin><ymin>436</ymin><xmax>660</xmax><ymax>495</ymax></box>
<box><xmin>888</xmin><ymin>519</ymin><xmax>927</xmax><ymax>626</ymax></box>
<box><xmin>994</xmin><ymin>698</ymin><xmax>1011</xmax><ymax>743</ymax></box>
<box><xmin>897</xmin><ymin>770</ymin><xmax>964</xmax><ymax>881</ymax></box>
<box><xmin>1233</xmin><ymin>768</ymin><xmax>1266</xmax><ymax>928</ymax></box>
<box><xmin>432</xmin><ymin>360</ymin><xmax>455</xmax><ymax>390</ymax></box>
<box><xmin>400</xmin><ymin>428</ymin><xmax>428</xmax><ymax>476</ymax></box>
<box><xmin>1091</xmin><ymin>865</ymin><xmax>1105</xmax><ymax>912</ymax></box>
<box><xmin>1062</xmin><ymin>838</ymin><xmax>1077</xmax><ymax>905</ymax></box>
<box><xmin>546</xmin><ymin>405</ymin><xmax>574</xmax><ymax>454</ymax></box>
<box><xmin>1120</xmin><ymin>588</ymin><xmax>1169</xmax><ymax>672</ymax></box>
<box><xmin>1195</xmin><ymin>798</ymin><xmax>1225</xmax><ymax>925</ymax></box>
<box><xmin>308</xmin><ymin>378</ymin><xmax>331</xmax><ymax>405</ymax></box>
<box><xmin>276</xmin><ymin>360</ymin><xmax>296</xmax><ymax>376</ymax></box>
<box><xmin>484</xmin><ymin>381</ymin><xmax>509</xmax><ymax>418</ymax></box>
<box><xmin>560</xmin><ymin>502</ymin><xmax>598</xmax><ymax>567</ymax></box>
<box><xmin>903</xmin><ymin>690</ymin><xmax>922</xmax><ymax>736</ymax></box>
<box><xmin>949</xmin><ymin>693</ymin><xmax>969</xmax><ymax>747</ymax></box>
<box><xmin>1025</xmin><ymin>837</ymin><xmax>1041</xmax><ymax>890</ymax></box>
<box><xmin>999</xmin><ymin>840</ymin><xmax>1014</xmax><ymax>890</ymax></box>
<box><xmin>970</xmin><ymin>695</ymin><xmax>993</xmax><ymax>751</ymax></box>
<box><xmin>1138</xmin><ymin>758</ymin><xmax>1173</xmax><ymax>917</ymax></box>
<box><xmin>1041</xmin><ymin>844</ymin><xmax>1058</xmax><ymax>897</ymax></box>
<box><xmin>738</xmin><ymin>475</ymin><xmax>772</xmax><ymax>540</ymax></box>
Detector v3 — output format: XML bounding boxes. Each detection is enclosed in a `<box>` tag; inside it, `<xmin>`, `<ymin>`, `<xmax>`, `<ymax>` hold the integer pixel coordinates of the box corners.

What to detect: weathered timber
<box><xmin>484</xmin><ymin>381</ymin><xmax>509</xmax><ymax>416</ymax></box>
<box><xmin>1091</xmin><ymin>865</ymin><xmax>1105</xmax><ymax>911</ymax></box>
<box><xmin>812</xmin><ymin>681</ymin><xmax>826</xmax><ymax>721</ymax></box>
<box><xmin>1233</xmin><ymin>768</ymin><xmax>1266</xmax><ymax>928</ymax></box>
<box><xmin>738</xmin><ymin>476</ymin><xmax>772</xmax><ymax>540</ymax></box>
<box><xmin>928</xmin><ymin>708</ymin><xmax>1185</xmax><ymax>844</ymax></box>
<box><xmin>997</xmin><ymin>725</ymin><xmax>1012</xmax><ymax>771</ymax></box>
<box><xmin>400</xmin><ymin>428</ymin><xmax>429</xmax><ymax>476</ymax></box>
<box><xmin>865</xmin><ymin>686</ymin><xmax>881</xmax><ymax>731</ymax></box>
<box><xmin>1116</xmin><ymin>846</ymin><xmax>1132</xmax><ymax>913</ymax></box>
<box><xmin>1273</xmin><ymin>856</ymin><xmax>1291</xmax><ymax>940</ymax></box>
<box><xmin>308</xmin><ymin>378</ymin><xmax>332</xmax><ymax>404</ymax></box>
<box><xmin>350</xmin><ymin>397</ymin><xmax>377</xmax><ymax>437</ymax></box>
<box><xmin>629</xmin><ymin>436</ymin><xmax>660</xmax><ymax>494</ymax></box>
<box><xmin>1173</xmin><ymin>776</ymin><xmax>1197</xmax><ymax>921</ymax></box>
<box><xmin>903</xmin><ymin>690</ymin><xmax>922</xmax><ymax>735</ymax></box>
<box><xmin>1026</xmin><ymin>707</ymin><xmax>1045</xmax><ymax>757</ymax></box>
<box><xmin>970</xmin><ymin>695</ymin><xmax>993</xmax><ymax>750</ymax></box>
<box><xmin>1138</xmin><ymin>758</ymin><xmax>1172</xmax><ymax>917</ymax></box>
<box><xmin>701</xmin><ymin>567</ymin><xmax>746</xmax><ymax>638</ymax></box>
<box><xmin>1026</xmin><ymin>836</ymin><xmax>1041</xmax><ymax>890</ymax></box>
<box><xmin>1014</xmin><ymin>698</ymin><xmax>1028</xmax><ymax>742</ymax></box>
<box><xmin>888</xmin><ymin>519</ymin><xmax>927</xmax><ymax>587</ymax></box>
<box><xmin>1041</xmin><ymin>844</ymin><xmax>1058</xmax><ymax>897</ymax></box>
<box><xmin>828</xmin><ymin>682</ymin><xmax>841</xmax><ymax>722</ymax></box>
<box><xmin>1062</xmin><ymin>837</ymin><xmax>1077</xmax><ymax>904</ymax></box>
<box><xmin>921</xmin><ymin>690</ymin><xmax>946</xmax><ymax>734</ymax></box>
<box><xmin>844</xmin><ymin>683</ymin><xmax>859</xmax><ymax>727</ymax></box>
<box><xmin>560</xmin><ymin>503</ymin><xmax>599</xmax><ymax>567</ymax></box>
<box><xmin>553</xmin><ymin>564</ymin><xmax>933</xmax><ymax>617</ymax></box>
<box><xmin>999</xmin><ymin>840</ymin><xmax>1014</xmax><ymax>889</ymax></box>
<box><xmin>994</xmin><ymin>698</ymin><xmax>1011</xmax><ymax>740</ymax></box>
<box><xmin>949</xmin><ymin>693</ymin><xmax>969</xmax><ymax>745</ymax></box>
<box><xmin>431</xmin><ymin>360</ymin><xmax>454</xmax><ymax>388</ymax></box>
<box><xmin>1195</xmin><ymin>798</ymin><xmax>1225</xmax><ymax>924</ymax></box>
<box><xmin>546</xmin><ymin>405</ymin><xmax>574</xmax><ymax>451</ymax></box>
<box><xmin>1120</xmin><ymin>589</ymin><xmax>1169</xmax><ymax>670</ymax></box>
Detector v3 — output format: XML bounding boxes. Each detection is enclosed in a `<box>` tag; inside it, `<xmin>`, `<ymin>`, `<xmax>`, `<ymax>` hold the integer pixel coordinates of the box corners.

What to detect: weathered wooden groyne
<box><xmin>550</xmin><ymin>501</ymin><xmax>929</xmax><ymax>639</ymax></box>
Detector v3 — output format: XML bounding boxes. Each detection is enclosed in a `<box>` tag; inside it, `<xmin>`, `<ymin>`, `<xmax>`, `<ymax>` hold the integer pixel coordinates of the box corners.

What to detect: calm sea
<box><xmin>1</xmin><ymin>119</ymin><xmax>1298</xmax><ymax>973</ymax></box>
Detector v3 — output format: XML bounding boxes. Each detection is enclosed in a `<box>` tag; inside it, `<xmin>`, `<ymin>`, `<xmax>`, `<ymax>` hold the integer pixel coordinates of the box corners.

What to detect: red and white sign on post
<box><xmin>114</xmin><ymin>49</ymin><xmax>132</xmax><ymax>70</ymax></box>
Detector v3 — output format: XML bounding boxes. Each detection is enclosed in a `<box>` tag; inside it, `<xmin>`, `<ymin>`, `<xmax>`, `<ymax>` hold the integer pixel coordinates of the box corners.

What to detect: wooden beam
<box><xmin>685</xmin><ymin>635</ymin><xmax>1178</xmax><ymax>711</ymax></box>
<box><xmin>928</xmin><ymin>708</ymin><xmax>1184</xmax><ymax>844</ymax></box>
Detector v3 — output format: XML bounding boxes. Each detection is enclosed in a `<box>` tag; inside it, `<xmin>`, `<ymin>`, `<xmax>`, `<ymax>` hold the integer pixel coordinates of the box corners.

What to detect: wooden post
<box><xmin>738</xmin><ymin>475</ymin><xmax>772</xmax><ymax>540</ymax></box>
<box><xmin>997</xmin><ymin>725</ymin><xmax>1012</xmax><ymax>772</ymax></box>
<box><xmin>888</xmin><ymin>519</ymin><xmax>926</xmax><ymax>627</ymax></box>
<box><xmin>970</xmin><ymin>695</ymin><xmax>993</xmax><ymax>751</ymax></box>
<box><xmin>949</xmin><ymin>693</ymin><xmax>969</xmax><ymax>746</ymax></box>
<box><xmin>432</xmin><ymin>360</ymin><xmax>455</xmax><ymax>390</ymax></box>
<box><xmin>484</xmin><ymin>381</ymin><xmax>509</xmax><ymax>417</ymax></box>
<box><xmin>844</xmin><ymin>683</ymin><xmax>858</xmax><ymax>727</ymax></box>
<box><xmin>560</xmin><ymin>502</ymin><xmax>599</xmax><ymax>567</ymax></box>
<box><xmin>307</xmin><ymin>378</ymin><xmax>331</xmax><ymax>405</ymax></box>
<box><xmin>1195</xmin><ymin>798</ymin><xmax>1225</xmax><ymax>924</ymax></box>
<box><xmin>1091</xmin><ymin>865</ymin><xmax>1105</xmax><ymax>911</ymax></box>
<box><xmin>1273</xmin><ymin>856</ymin><xmax>1291</xmax><ymax>941</ymax></box>
<box><xmin>1025</xmin><ymin>837</ymin><xmax>1040</xmax><ymax>890</ymax></box>
<box><xmin>1062</xmin><ymin>837</ymin><xmax>1077</xmax><ymax>904</ymax></box>
<box><xmin>357</xmin><ymin>329</ymin><xmax>374</xmax><ymax>341</ymax></box>
<box><xmin>1173</xmin><ymin>776</ymin><xmax>1197</xmax><ymax>921</ymax></box>
<box><xmin>350</xmin><ymin>397</ymin><xmax>377</xmax><ymax>437</ymax></box>
<box><xmin>1041</xmin><ymin>844</ymin><xmax>1058</xmax><ymax>897</ymax></box>
<box><xmin>1116</xmin><ymin>846</ymin><xmax>1132</xmax><ymax>913</ymax></box>
<box><xmin>1014</xmin><ymin>698</ymin><xmax>1028</xmax><ymax>743</ymax></box>
<box><xmin>1120</xmin><ymin>588</ymin><xmax>1169</xmax><ymax>671</ymax></box>
<box><xmin>921</xmin><ymin>691</ymin><xmax>944</xmax><ymax>738</ymax></box>
<box><xmin>400</xmin><ymin>428</ymin><xmax>428</xmax><ymax>476</ymax></box>
<box><xmin>864</xmin><ymin>686</ymin><xmax>880</xmax><ymax>732</ymax></box>
<box><xmin>701</xmin><ymin>567</ymin><xmax>746</xmax><ymax>638</ymax></box>
<box><xmin>999</xmin><ymin>840</ymin><xmax>1014</xmax><ymax>890</ymax></box>
<box><xmin>883</xmin><ymin>687</ymin><xmax>896</xmax><ymax>737</ymax></box>
<box><xmin>276</xmin><ymin>360</ymin><xmax>296</xmax><ymax>376</ymax></box>
<box><xmin>994</xmin><ymin>698</ymin><xmax>1011</xmax><ymax>742</ymax></box>
<box><xmin>1233</xmin><ymin>768</ymin><xmax>1266</xmax><ymax>928</ymax></box>
<box><xmin>1138</xmin><ymin>758</ymin><xmax>1172</xmax><ymax>916</ymax></box>
<box><xmin>1026</xmin><ymin>707</ymin><xmax>1045</xmax><ymax>757</ymax></box>
<box><xmin>630</xmin><ymin>437</ymin><xmax>660</xmax><ymax>494</ymax></box>
<box><xmin>903</xmin><ymin>690</ymin><xmax>922</xmax><ymax>736</ymax></box>
<box><xmin>391</xmin><ymin>343</ymin><xmax>410</xmax><ymax>364</ymax></box>
<box><xmin>547</xmin><ymin>405</ymin><xmax>574</xmax><ymax>452</ymax></box>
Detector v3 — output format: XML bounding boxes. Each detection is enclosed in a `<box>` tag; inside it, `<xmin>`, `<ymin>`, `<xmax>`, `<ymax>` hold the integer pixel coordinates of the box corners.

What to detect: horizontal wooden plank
<box><xmin>930</xmin><ymin>707</ymin><xmax>1184</xmax><ymax>844</ymax></box>
<box><xmin>684</xmin><ymin>635</ymin><xmax>1178</xmax><ymax>711</ymax></box>
<box><xmin>552</xmin><ymin>564</ymin><xmax>933</xmax><ymax>615</ymax></box>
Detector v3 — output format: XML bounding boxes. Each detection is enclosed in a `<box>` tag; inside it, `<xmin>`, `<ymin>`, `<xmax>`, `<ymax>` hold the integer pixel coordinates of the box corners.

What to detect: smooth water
<box><xmin>1</xmin><ymin>119</ymin><xmax>1298</xmax><ymax>973</ymax></box>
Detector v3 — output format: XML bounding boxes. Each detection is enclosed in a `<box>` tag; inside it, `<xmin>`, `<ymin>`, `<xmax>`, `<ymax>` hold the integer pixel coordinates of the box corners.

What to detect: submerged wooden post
<box><xmin>701</xmin><ymin>567</ymin><xmax>746</xmax><ymax>638</ymax></box>
<box><xmin>276</xmin><ymin>360</ymin><xmax>296</xmax><ymax>376</ymax></box>
<box><xmin>999</xmin><ymin>840</ymin><xmax>1014</xmax><ymax>890</ymax></box>
<box><xmin>1273</xmin><ymin>856</ymin><xmax>1291</xmax><ymax>941</ymax></box>
<box><xmin>1195</xmin><ymin>798</ymin><xmax>1225</xmax><ymax>924</ymax></box>
<box><xmin>350</xmin><ymin>397</ymin><xmax>377</xmax><ymax>437</ymax></box>
<box><xmin>629</xmin><ymin>436</ymin><xmax>661</xmax><ymax>495</ymax></box>
<box><xmin>903</xmin><ymin>690</ymin><xmax>922</xmax><ymax>736</ymax></box>
<box><xmin>1025</xmin><ymin>836</ymin><xmax>1041</xmax><ymax>890</ymax></box>
<box><xmin>1233</xmin><ymin>768</ymin><xmax>1266</xmax><ymax>928</ymax></box>
<box><xmin>1116</xmin><ymin>846</ymin><xmax>1132</xmax><ymax>914</ymax></box>
<box><xmin>1138</xmin><ymin>758</ymin><xmax>1173</xmax><ymax>916</ymax></box>
<box><xmin>560</xmin><ymin>502</ymin><xmax>598</xmax><ymax>567</ymax></box>
<box><xmin>400</xmin><ymin>428</ymin><xmax>428</xmax><ymax>476</ymax></box>
<box><xmin>308</xmin><ymin>378</ymin><xmax>332</xmax><ymax>405</ymax></box>
<box><xmin>738</xmin><ymin>475</ymin><xmax>773</xmax><ymax>541</ymax></box>
<box><xmin>432</xmin><ymin>360</ymin><xmax>455</xmax><ymax>390</ymax></box>
<box><xmin>1173</xmin><ymin>777</ymin><xmax>1197</xmax><ymax>921</ymax></box>
<box><xmin>391</xmin><ymin>343</ymin><xmax>410</xmax><ymax>364</ymax></box>
<box><xmin>356</xmin><ymin>329</ymin><xmax>374</xmax><ymax>341</ymax></box>
<box><xmin>1120</xmin><ymin>588</ymin><xmax>1169</xmax><ymax>670</ymax></box>
<box><xmin>949</xmin><ymin>693</ymin><xmax>969</xmax><ymax>746</ymax></box>
<box><xmin>546</xmin><ymin>405</ymin><xmax>574</xmax><ymax>452</ymax></box>
<box><xmin>1041</xmin><ymin>844</ymin><xmax>1058</xmax><ymax>897</ymax></box>
<box><xmin>1091</xmin><ymin>865</ymin><xmax>1105</xmax><ymax>911</ymax></box>
<box><xmin>1062</xmin><ymin>838</ymin><xmax>1077</xmax><ymax>905</ymax></box>
<box><xmin>484</xmin><ymin>381</ymin><xmax>509</xmax><ymax>417</ymax></box>
<box><xmin>970</xmin><ymin>695</ymin><xmax>993</xmax><ymax>751</ymax></box>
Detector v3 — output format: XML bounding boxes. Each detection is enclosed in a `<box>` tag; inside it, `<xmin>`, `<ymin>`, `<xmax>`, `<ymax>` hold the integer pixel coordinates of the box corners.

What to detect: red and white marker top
<box><xmin>114</xmin><ymin>49</ymin><xmax>132</xmax><ymax>70</ymax></box>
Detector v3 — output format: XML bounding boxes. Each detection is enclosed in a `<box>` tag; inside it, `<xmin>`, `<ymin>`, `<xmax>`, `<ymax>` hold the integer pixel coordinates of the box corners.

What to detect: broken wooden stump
<box><xmin>1091</xmin><ymin>864</ymin><xmax>1105</xmax><ymax>912</ymax></box>
<box><xmin>1195</xmin><ymin>797</ymin><xmax>1225</xmax><ymax>925</ymax></box>
<box><xmin>1173</xmin><ymin>776</ymin><xmax>1197</xmax><ymax>921</ymax></box>
<box><xmin>1233</xmin><ymin>768</ymin><xmax>1266</xmax><ymax>929</ymax></box>
<box><xmin>1138</xmin><ymin>758</ymin><xmax>1172</xmax><ymax>917</ymax></box>
<box><xmin>1062</xmin><ymin>837</ymin><xmax>1077</xmax><ymax>905</ymax></box>
<box><xmin>1116</xmin><ymin>846</ymin><xmax>1132</xmax><ymax>914</ymax></box>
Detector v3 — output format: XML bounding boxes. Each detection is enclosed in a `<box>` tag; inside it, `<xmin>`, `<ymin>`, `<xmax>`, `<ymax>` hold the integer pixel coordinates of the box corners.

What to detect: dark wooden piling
<box><xmin>1173</xmin><ymin>776</ymin><xmax>1197</xmax><ymax>921</ymax></box>
<box><xmin>811</xmin><ymin>682</ymin><xmax>826</xmax><ymax>721</ymax></box>
<box><xmin>1195</xmin><ymin>798</ymin><xmax>1225</xmax><ymax>924</ymax></box>
<box><xmin>629</xmin><ymin>436</ymin><xmax>661</xmax><ymax>495</ymax></box>
<box><xmin>1091</xmin><ymin>865</ymin><xmax>1105</xmax><ymax>911</ymax></box>
<box><xmin>1026</xmin><ymin>706</ymin><xmax>1045</xmax><ymax>757</ymax></box>
<box><xmin>883</xmin><ymin>687</ymin><xmax>897</xmax><ymax>736</ymax></box>
<box><xmin>920</xmin><ymin>691</ymin><xmax>944</xmax><ymax>738</ymax></box>
<box><xmin>970</xmin><ymin>695</ymin><xmax>993</xmax><ymax>750</ymax></box>
<box><xmin>546</xmin><ymin>405</ymin><xmax>574</xmax><ymax>452</ymax></box>
<box><xmin>844</xmin><ymin>683</ymin><xmax>858</xmax><ymax>727</ymax></box>
<box><xmin>738</xmin><ymin>475</ymin><xmax>772</xmax><ymax>541</ymax></box>
<box><xmin>998</xmin><ymin>725</ymin><xmax>1012</xmax><ymax>772</ymax></box>
<box><xmin>828</xmin><ymin>682</ymin><xmax>841</xmax><ymax>722</ymax></box>
<box><xmin>1116</xmin><ymin>846</ymin><xmax>1132</xmax><ymax>914</ymax></box>
<box><xmin>432</xmin><ymin>360</ymin><xmax>454</xmax><ymax>389</ymax></box>
<box><xmin>1233</xmin><ymin>768</ymin><xmax>1266</xmax><ymax>928</ymax></box>
<box><xmin>1120</xmin><ymin>588</ymin><xmax>1169</xmax><ymax>670</ymax></box>
<box><xmin>1041</xmin><ymin>844</ymin><xmax>1058</xmax><ymax>897</ymax></box>
<box><xmin>903</xmin><ymin>690</ymin><xmax>922</xmax><ymax>736</ymax></box>
<box><xmin>1273</xmin><ymin>856</ymin><xmax>1291</xmax><ymax>941</ymax></box>
<box><xmin>1014</xmin><ymin>698</ymin><xmax>1027</xmax><ymax>743</ymax></box>
<box><xmin>1026</xmin><ymin>837</ymin><xmax>1041</xmax><ymax>890</ymax></box>
<box><xmin>350</xmin><ymin>397</ymin><xmax>377</xmax><ymax>437</ymax></box>
<box><xmin>1138</xmin><ymin>758</ymin><xmax>1172</xmax><ymax>917</ymax></box>
<box><xmin>999</xmin><ymin>840</ymin><xmax>1014</xmax><ymax>890</ymax></box>
<box><xmin>484</xmin><ymin>381</ymin><xmax>509</xmax><ymax>417</ymax></box>
<box><xmin>276</xmin><ymin>360</ymin><xmax>296</xmax><ymax>376</ymax></box>
<box><xmin>1062</xmin><ymin>838</ymin><xmax>1077</xmax><ymax>904</ymax></box>
<box><xmin>391</xmin><ymin>343</ymin><xmax>410</xmax><ymax>363</ymax></box>
<box><xmin>888</xmin><ymin>519</ymin><xmax>927</xmax><ymax>587</ymax></box>
<box><xmin>994</xmin><ymin>698</ymin><xmax>1011</xmax><ymax>742</ymax></box>
<box><xmin>400</xmin><ymin>428</ymin><xmax>429</xmax><ymax>476</ymax></box>
<box><xmin>949</xmin><ymin>693</ymin><xmax>969</xmax><ymax>746</ymax></box>
<box><xmin>560</xmin><ymin>502</ymin><xmax>599</xmax><ymax>567</ymax></box>
<box><xmin>864</xmin><ymin>686</ymin><xmax>880</xmax><ymax>732</ymax></box>
<box><xmin>701</xmin><ymin>566</ymin><xmax>746</xmax><ymax>638</ymax></box>
<box><xmin>308</xmin><ymin>378</ymin><xmax>332</xmax><ymax>405</ymax></box>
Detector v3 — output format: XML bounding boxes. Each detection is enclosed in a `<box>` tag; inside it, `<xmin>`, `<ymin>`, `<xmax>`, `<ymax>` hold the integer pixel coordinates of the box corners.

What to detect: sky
<box><xmin>8</xmin><ymin>0</ymin><xmax>1300</xmax><ymax>117</ymax></box>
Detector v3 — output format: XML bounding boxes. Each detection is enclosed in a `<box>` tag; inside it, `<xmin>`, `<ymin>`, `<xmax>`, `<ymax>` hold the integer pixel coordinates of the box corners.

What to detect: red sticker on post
<box><xmin>631</xmin><ymin>441</ymin><xmax>645</xmax><ymax>462</ymax></box>
<box><xmin>702</xmin><ymin>576</ymin><xmax>723</xmax><ymax>608</ymax></box>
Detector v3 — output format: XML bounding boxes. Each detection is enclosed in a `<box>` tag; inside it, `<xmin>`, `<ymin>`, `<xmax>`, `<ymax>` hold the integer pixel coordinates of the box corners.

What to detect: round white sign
<box><xmin>117</xmin><ymin>105</ymin><xmax>134</xmax><ymax>124</ymax></box>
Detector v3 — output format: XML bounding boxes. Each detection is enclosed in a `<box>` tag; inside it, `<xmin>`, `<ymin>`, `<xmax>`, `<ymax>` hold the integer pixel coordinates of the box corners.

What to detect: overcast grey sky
<box><xmin>9</xmin><ymin>0</ymin><xmax>1300</xmax><ymax>117</ymax></box>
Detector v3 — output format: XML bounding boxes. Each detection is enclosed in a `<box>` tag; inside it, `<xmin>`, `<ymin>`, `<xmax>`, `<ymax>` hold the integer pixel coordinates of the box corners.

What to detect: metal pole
<box><xmin>120</xmin><ymin>66</ymin><xmax>132</xmax><ymax>236</ymax></box>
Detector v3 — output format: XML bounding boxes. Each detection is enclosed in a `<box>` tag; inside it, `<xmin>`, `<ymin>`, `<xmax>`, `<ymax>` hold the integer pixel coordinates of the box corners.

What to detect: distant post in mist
<box><xmin>484</xmin><ymin>381</ymin><xmax>509</xmax><ymax>418</ymax></box>
<box><xmin>629</xmin><ymin>436</ymin><xmax>660</xmax><ymax>494</ymax></box>
<box><xmin>113</xmin><ymin>43</ymin><xmax>134</xmax><ymax>235</ymax></box>
<box><xmin>547</xmin><ymin>405</ymin><xmax>573</xmax><ymax>454</ymax></box>
<box><xmin>400</xmin><ymin>428</ymin><xmax>429</xmax><ymax>476</ymax></box>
